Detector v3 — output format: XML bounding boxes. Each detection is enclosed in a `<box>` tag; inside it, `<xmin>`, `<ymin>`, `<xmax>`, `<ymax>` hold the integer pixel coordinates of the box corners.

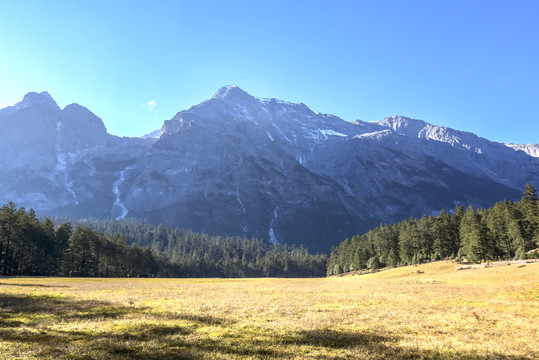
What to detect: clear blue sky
<box><xmin>0</xmin><ymin>0</ymin><xmax>538</xmax><ymax>143</ymax></box>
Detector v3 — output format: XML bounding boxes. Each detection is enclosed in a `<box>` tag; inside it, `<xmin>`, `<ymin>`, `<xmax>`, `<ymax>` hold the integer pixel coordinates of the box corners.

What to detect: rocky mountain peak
<box><xmin>212</xmin><ymin>85</ymin><xmax>254</xmax><ymax>102</ymax></box>
<box><xmin>378</xmin><ymin>115</ymin><xmax>426</xmax><ymax>132</ymax></box>
<box><xmin>61</xmin><ymin>103</ymin><xmax>110</xmax><ymax>138</ymax></box>
<box><xmin>378</xmin><ymin>115</ymin><xmax>447</xmax><ymax>139</ymax></box>
<box><xmin>18</xmin><ymin>91</ymin><xmax>60</xmax><ymax>110</ymax></box>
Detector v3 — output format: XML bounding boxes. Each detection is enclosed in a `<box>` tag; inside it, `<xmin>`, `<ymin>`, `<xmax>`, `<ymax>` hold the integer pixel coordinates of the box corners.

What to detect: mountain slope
<box><xmin>0</xmin><ymin>87</ymin><xmax>537</xmax><ymax>251</ymax></box>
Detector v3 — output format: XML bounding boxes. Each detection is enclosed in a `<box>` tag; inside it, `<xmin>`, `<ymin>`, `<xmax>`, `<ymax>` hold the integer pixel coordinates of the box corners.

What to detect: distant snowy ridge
<box><xmin>353</xmin><ymin>129</ymin><xmax>392</xmax><ymax>140</ymax></box>
<box><xmin>378</xmin><ymin>115</ymin><xmax>495</xmax><ymax>154</ymax></box>
<box><xmin>505</xmin><ymin>143</ymin><xmax>539</xmax><ymax>157</ymax></box>
<box><xmin>378</xmin><ymin>115</ymin><xmax>469</xmax><ymax>145</ymax></box>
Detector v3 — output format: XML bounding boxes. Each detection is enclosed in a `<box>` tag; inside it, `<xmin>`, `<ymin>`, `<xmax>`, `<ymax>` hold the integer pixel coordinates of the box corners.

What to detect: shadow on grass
<box><xmin>0</xmin><ymin>293</ymin><xmax>147</xmax><ymax>324</ymax></box>
<box><xmin>282</xmin><ymin>328</ymin><xmax>390</xmax><ymax>348</ymax></box>
<box><xmin>174</xmin><ymin>312</ymin><xmax>229</xmax><ymax>326</ymax></box>
<box><xmin>0</xmin><ymin>293</ymin><xmax>535</xmax><ymax>359</ymax></box>
<box><xmin>0</xmin><ymin>282</ymin><xmax>70</xmax><ymax>288</ymax></box>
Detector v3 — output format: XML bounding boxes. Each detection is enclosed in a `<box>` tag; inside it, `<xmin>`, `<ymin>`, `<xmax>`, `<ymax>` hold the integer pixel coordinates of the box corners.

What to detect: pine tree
<box><xmin>433</xmin><ymin>209</ymin><xmax>455</xmax><ymax>259</ymax></box>
<box><xmin>522</xmin><ymin>183</ymin><xmax>538</xmax><ymax>203</ymax></box>
<box><xmin>0</xmin><ymin>202</ymin><xmax>24</xmax><ymax>275</ymax></box>
<box><xmin>56</xmin><ymin>223</ymin><xmax>73</xmax><ymax>275</ymax></box>
<box><xmin>520</xmin><ymin>183</ymin><xmax>539</xmax><ymax>250</ymax></box>
<box><xmin>386</xmin><ymin>248</ymin><xmax>399</xmax><ymax>267</ymax></box>
<box><xmin>459</xmin><ymin>206</ymin><xmax>487</xmax><ymax>263</ymax></box>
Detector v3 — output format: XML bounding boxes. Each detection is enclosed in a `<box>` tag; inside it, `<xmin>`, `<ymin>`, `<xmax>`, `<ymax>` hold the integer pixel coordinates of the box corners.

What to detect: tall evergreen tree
<box><xmin>522</xmin><ymin>183</ymin><xmax>538</xmax><ymax>203</ymax></box>
<box><xmin>459</xmin><ymin>206</ymin><xmax>488</xmax><ymax>263</ymax></box>
<box><xmin>520</xmin><ymin>183</ymin><xmax>539</xmax><ymax>249</ymax></box>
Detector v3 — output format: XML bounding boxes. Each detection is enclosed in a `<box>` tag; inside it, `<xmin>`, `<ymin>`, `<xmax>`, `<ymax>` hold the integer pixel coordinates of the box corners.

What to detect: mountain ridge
<box><xmin>0</xmin><ymin>86</ymin><xmax>537</xmax><ymax>251</ymax></box>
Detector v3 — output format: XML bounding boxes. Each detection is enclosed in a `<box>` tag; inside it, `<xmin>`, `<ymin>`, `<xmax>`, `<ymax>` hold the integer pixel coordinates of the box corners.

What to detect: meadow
<box><xmin>0</xmin><ymin>262</ymin><xmax>537</xmax><ymax>359</ymax></box>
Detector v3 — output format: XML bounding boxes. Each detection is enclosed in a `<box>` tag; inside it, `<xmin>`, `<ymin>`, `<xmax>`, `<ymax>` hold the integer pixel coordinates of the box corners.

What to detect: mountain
<box><xmin>1</xmin><ymin>86</ymin><xmax>537</xmax><ymax>252</ymax></box>
<box><xmin>0</xmin><ymin>91</ymin><xmax>154</xmax><ymax>215</ymax></box>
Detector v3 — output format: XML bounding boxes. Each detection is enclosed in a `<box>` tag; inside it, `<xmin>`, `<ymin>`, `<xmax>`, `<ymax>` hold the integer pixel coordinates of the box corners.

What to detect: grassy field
<box><xmin>0</xmin><ymin>262</ymin><xmax>537</xmax><ymax>359</ymax></box>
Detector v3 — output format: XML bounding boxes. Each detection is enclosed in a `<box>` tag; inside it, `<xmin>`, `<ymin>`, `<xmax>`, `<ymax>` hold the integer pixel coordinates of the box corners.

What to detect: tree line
<box><xmin>67</xmin><ymin>218</ymin><xmax>327</xmax><ymax>277</ymax></box>
<box><xmin>0</xmin><ymin>203</ymin><xmax>327</xmax><ymax>277</ymax></box>
<box><xmin>327</xmin><ymin>184</ymin><xmax>539</xmax><ymax>276</ymax></box>
<box><xmin>0</xmin><ymin>202</ymin><xmax>161</xmax><ymax>277</ymax></box>
<box><xmin>3</xmin><ymin>184</ymin><xmax>536</xmax><ymax>278</ymax></box>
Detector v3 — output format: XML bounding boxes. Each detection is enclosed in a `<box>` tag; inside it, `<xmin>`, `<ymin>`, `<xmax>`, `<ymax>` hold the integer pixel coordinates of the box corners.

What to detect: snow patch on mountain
<box><xmin>239</xmin><ymin>219</ymin><xmax>250</xmax><ymax>233</ymax></box>
<box><xmin>272</xmin><ymin>122</ymin><xmax>293</xmax><ymax>144</ymax></box>
<box><xmin>85</xmin><ymin>160</ymin><xmax>96</xmax><ymax>176</ymax></box>
<box><xmin>322</xmin><ymin>129</ymin><xmax>347</xmax><ymax>137</ymax></box>
<box><xmin>54</xmin><ymin>122</ymin><xmax>79</xmax><ymax>204</ymax></box>
<box><xmin>505</xmin><ymin>143</ymin><xmax>539</xmax><ymax>157</ymax></box>
<box><xmin>236</xmin><ymin>182</ymin><xmax>246</xmax><ymax>214</ymax></box>
<box><xmin>112</xmin><ymin>166</ymin><xmax>134</xmax><ymax>220</ymax></box>
<box><xmin>55</xmin><ymin>152</ymin><xmax>79</xmax><ymax>204</ymax></box>
<box><xmin>55</xmin><ymin>151</ymin><xmax>68</xmax><ymax>173</ymax></box>
<box><xmin>55</xmin><ymin>151</ymin><xmax>79</xmax><ymax>205</ymax></box>
<box><xmin>269</xmin><ymin>208</ymin><xmax>279</xmax><ymax>244</ymax></box>
<box><xmin>305</xmin><ymin>128</ymin><xmax>347</xmax><ymax>141</ymax></box>
<box><xmin>256</xmin><ymin>96</ymin><xmax>297</xmax><ymax>106</ymax></box>
<box><xmin>354</xmin><ymin>129</ymin><xmax>392</xmax><ymax>140</ymax></box>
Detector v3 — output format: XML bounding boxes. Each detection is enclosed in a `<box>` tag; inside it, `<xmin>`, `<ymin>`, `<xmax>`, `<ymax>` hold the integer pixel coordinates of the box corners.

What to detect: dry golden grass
<box><xmin>0</xmin><ymin>262</ymin><xmax>537</xmax><ymax>359</ymax></box>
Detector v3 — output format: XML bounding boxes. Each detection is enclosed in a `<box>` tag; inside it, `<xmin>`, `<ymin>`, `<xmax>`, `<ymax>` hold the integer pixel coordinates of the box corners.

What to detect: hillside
<box><xmin>346</xmin><ymin>259</ymin><xmax>539</xmax><ymax>286</ymax></box>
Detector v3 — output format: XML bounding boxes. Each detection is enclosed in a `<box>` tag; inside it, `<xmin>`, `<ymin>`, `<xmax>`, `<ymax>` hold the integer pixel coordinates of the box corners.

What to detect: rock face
<box><xmin>1</xmin><ymin>86</ymin><xmax>537</xmax><ymax>251</ymax></box>
<box><xmin>0</xmin><ymin>91</ymin><xmax>153</xmax><ymax>216</ymax></box>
